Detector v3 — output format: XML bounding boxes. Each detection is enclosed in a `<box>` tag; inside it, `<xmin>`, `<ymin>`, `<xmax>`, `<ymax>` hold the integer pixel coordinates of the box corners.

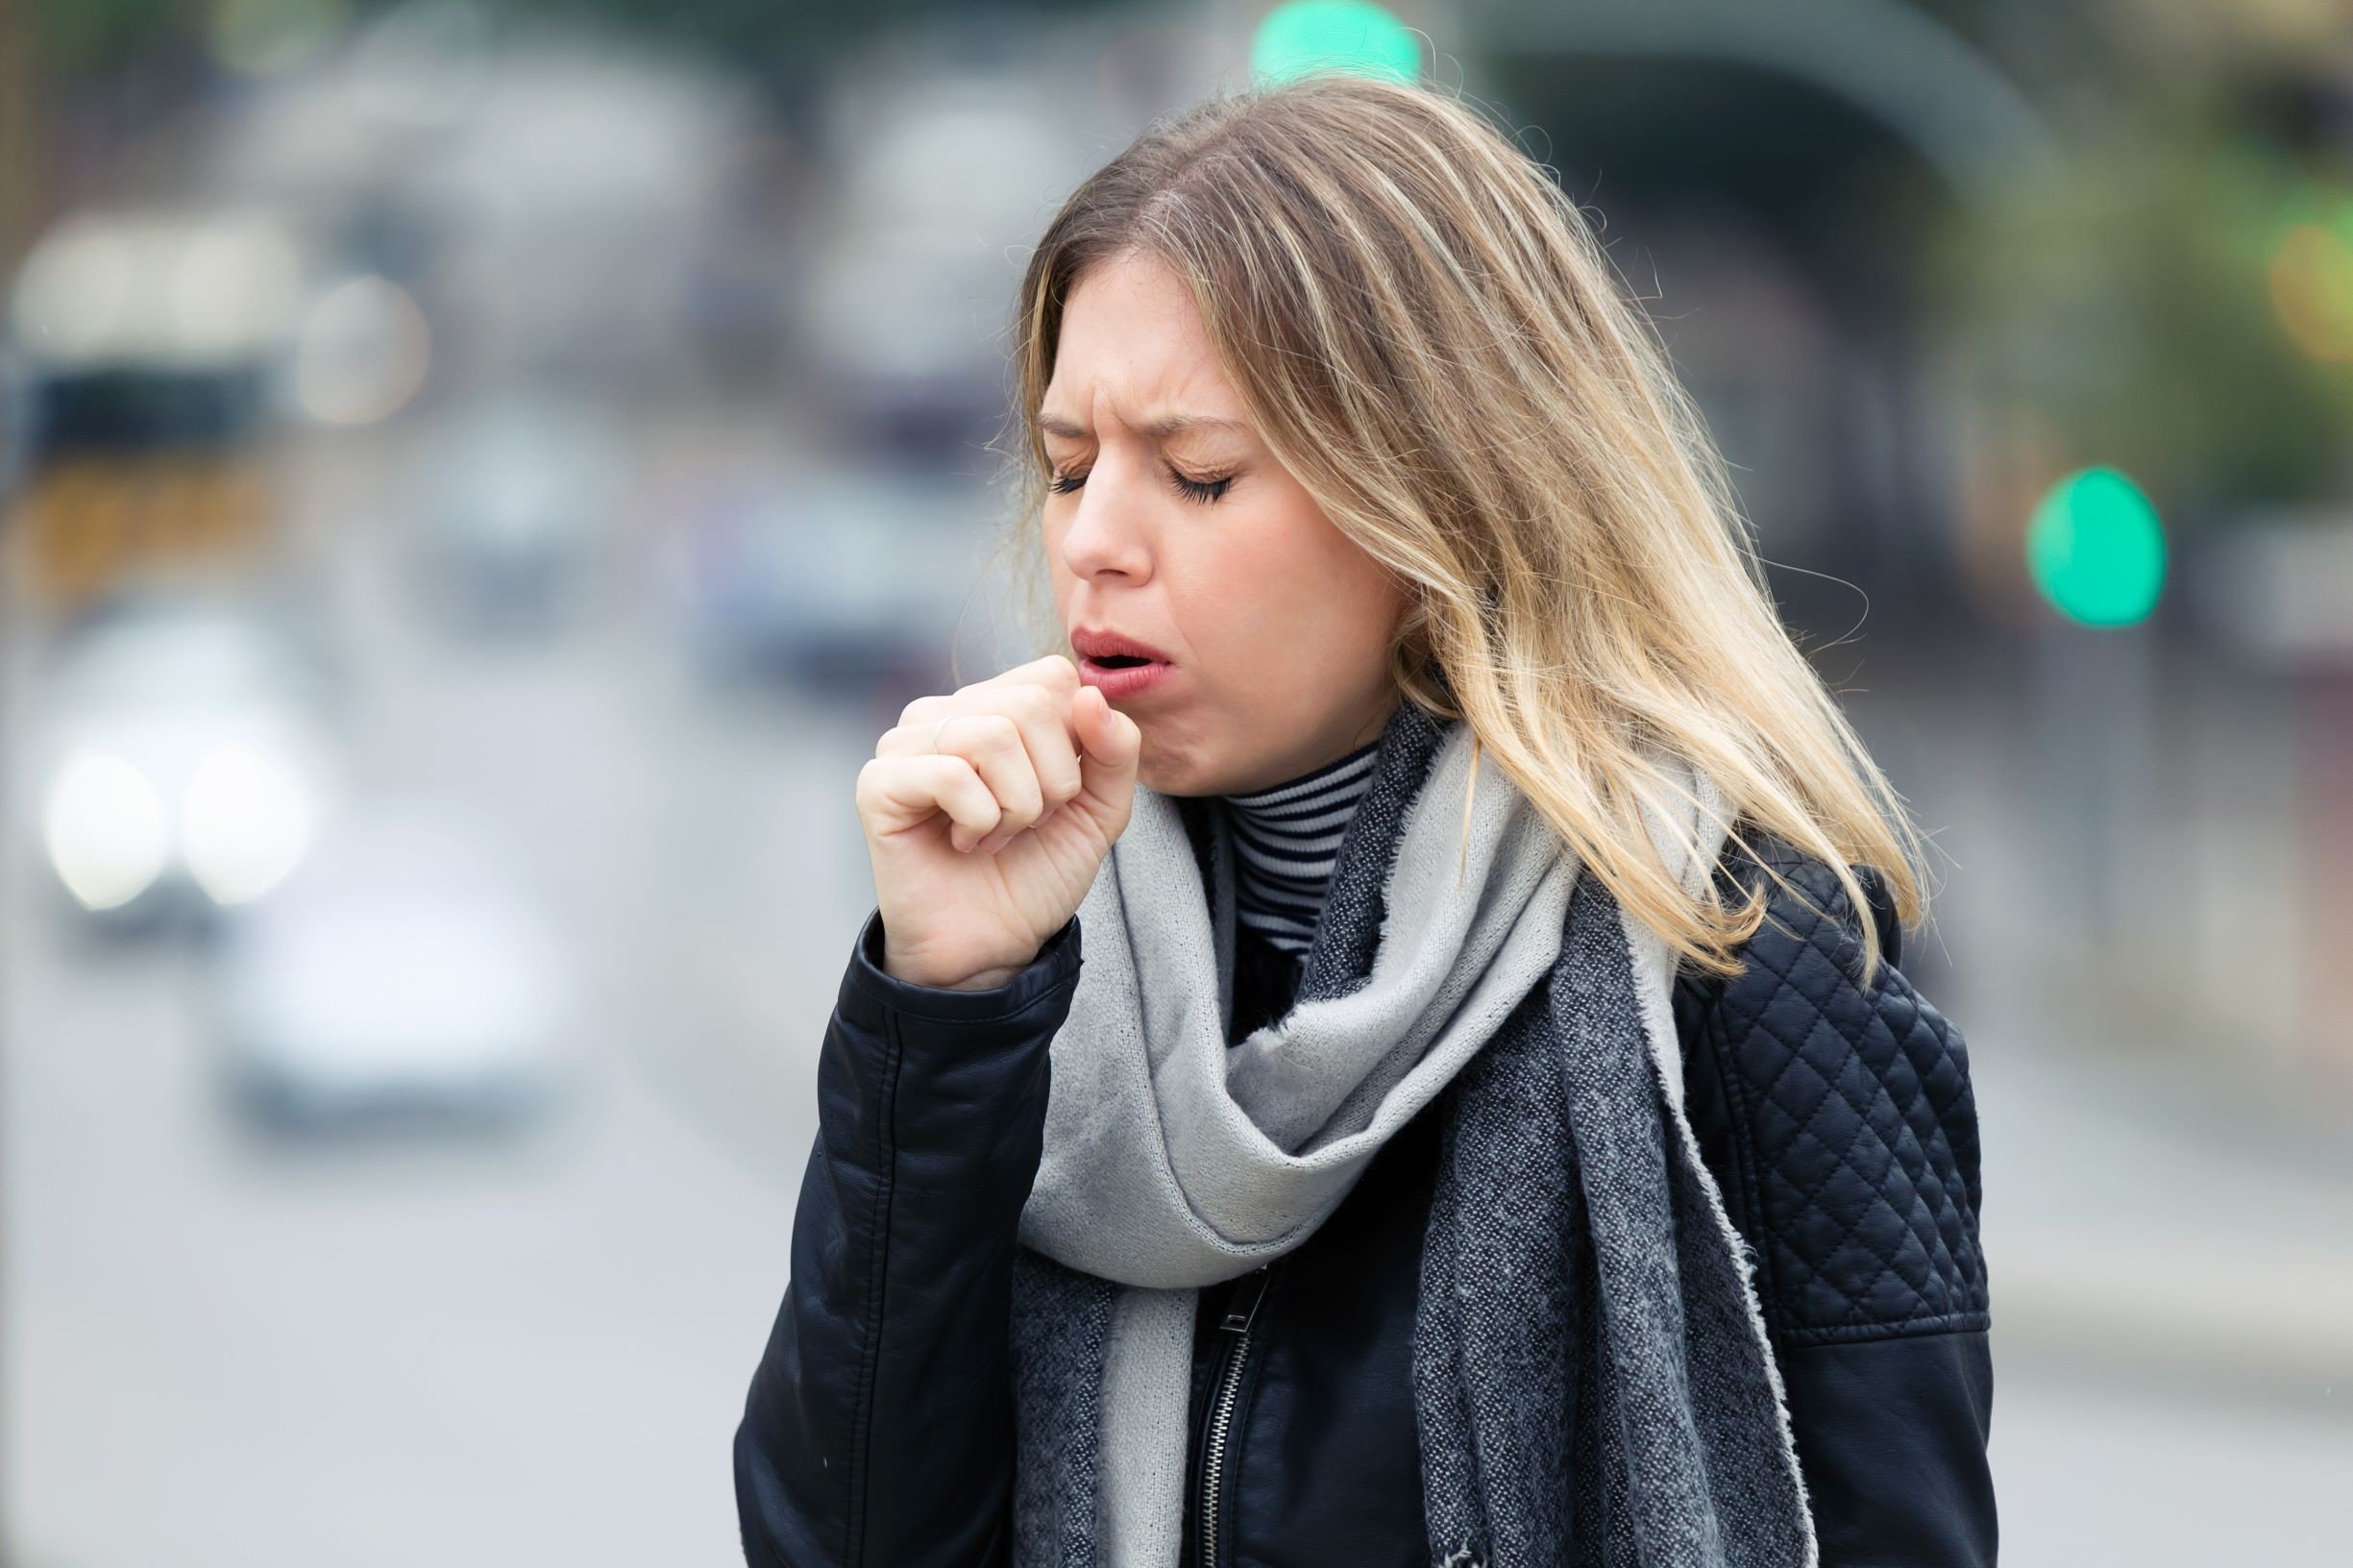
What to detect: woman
<box><xmin>736</xmin><ymin>72</ymin><xmax>1993</xmax><ymax>1568</ymax></box>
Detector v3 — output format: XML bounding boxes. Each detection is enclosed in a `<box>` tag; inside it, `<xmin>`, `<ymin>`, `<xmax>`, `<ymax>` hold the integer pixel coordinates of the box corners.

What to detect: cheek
<box><xmin>1181</xmin><ymin>502</ymin><xmax>1399</xmax><ymax>673</ymax></box>
<box><xmin>1040</xmin><ymin>517</ymin><xmax>1076</xmax><ymax>597</ymax></box>
<box><xmin>1169</xmin><ymin>527</ymin><xmax>1304</xmax><ymax>663</ymax></box>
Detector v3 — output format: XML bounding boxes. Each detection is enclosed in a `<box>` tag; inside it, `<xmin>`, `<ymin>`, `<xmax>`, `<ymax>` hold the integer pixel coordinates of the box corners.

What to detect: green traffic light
<box><xmin>1251</xmin><ymin>1</ymin><xmax>1421</xmax><ymax>86</ymax></box>
<box><xmin>2025</xmin><ymin>466</ymin><xmax>2167</xmax><ymax>627</ymax></box>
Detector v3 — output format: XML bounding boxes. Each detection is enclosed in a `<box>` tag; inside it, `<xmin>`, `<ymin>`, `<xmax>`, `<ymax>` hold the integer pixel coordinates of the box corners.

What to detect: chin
<box><xmin>1135</xmin><ymin>743</ymin><xmax>1213</xmax><ymax>799</ymax></box>
<box><xmin>1130</xmin><ymin>711</ymin><xmax>1250</xmax><ymax>798</ymax></box>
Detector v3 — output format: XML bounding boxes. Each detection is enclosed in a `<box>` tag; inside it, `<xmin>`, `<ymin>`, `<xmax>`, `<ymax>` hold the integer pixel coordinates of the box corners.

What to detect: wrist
<box><xmin>939</xmin><ymin>965</ymin><xmax>1022</xmax><ymax>992</ymax></box>
<box><xmin>880</xmin><ymin>940</ymin><xmax>1038</xmax><ymax>992</ymax></box>
<box><xmin>886</xmin><ymin>957</ymin><xmax>1025</xmax><ymax>991</ymax></box>
<box><xmin>848</xmin><ymin>910</ymin><xmax>1083</xmax><ymax>1024</ymax></box>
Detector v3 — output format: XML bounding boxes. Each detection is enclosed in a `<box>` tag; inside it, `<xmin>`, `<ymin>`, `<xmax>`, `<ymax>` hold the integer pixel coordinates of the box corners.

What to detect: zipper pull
<box><xmin>1219</xmin><ymin>1265</ymin><xmax>1271</xmax><ymax>1335</ymax></box>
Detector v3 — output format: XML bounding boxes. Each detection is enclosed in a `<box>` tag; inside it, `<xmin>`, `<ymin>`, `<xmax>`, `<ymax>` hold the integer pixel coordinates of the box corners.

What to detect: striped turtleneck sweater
<box><xmin>1215</xmin><ymin>735</ymin><xmax>1384</xmax><ymax>960</ymax></box>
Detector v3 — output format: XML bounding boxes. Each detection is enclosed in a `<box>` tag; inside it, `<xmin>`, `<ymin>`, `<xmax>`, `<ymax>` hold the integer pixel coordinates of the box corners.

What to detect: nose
<box><xmin>1052</xmin><ymin>447</ymin><xmax>1156</xmax><ymax>585</ymax></box>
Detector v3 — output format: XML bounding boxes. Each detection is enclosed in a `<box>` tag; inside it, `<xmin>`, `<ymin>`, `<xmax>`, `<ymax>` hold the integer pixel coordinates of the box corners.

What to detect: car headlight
<box><xmin>183</xmin><ymin>743</ymin><xmax>317</xmax><ymax>906</ymax></box>
<box><xmin>42</xmin><ymin>749</ymin><xmax>169</xmax><ymax>911</ymax></box>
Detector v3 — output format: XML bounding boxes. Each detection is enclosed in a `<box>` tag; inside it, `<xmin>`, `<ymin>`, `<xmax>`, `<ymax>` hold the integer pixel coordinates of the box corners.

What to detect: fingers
<box><xmin>856</xmin><ymin>752</ymin><xmax>1002</xmax><ymax>850</ymax></box>
<box><xmin>944</xmin><ymin>712</ymin><xmax>1045</xmax><ymax>851</ymax></box>
<box><xmin>873</xmin><ymin>656</ymin><xmax>1090</xmax><ymax>853</ymax></box>
<box><xmin>979</xmin><ymin>653</ymin><xmax>1083</xmax><ymax>699</ymax></box>
<box><xmin>973</xmin><ymin>680</ymin><xmax>1086</xmax><ymax>839</ymax></box>
<box><xmin>1071</xmin><ymin>682</ymin><xmax>1142</xmax><ymax>800</ymax></box>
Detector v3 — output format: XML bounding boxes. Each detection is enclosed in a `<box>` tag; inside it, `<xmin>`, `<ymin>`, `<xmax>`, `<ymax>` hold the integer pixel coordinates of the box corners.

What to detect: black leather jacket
<box><xmin>734</xmin><ymin>837</ymin><xmax>1996</xmax><ymax>1567</ymax></box>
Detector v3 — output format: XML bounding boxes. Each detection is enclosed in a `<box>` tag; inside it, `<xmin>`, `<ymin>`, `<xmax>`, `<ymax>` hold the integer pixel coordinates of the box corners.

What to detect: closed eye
<box><xmin>1047</xmin><ymin>463</ymin><xmax>1236</xmax><ymax>505</ymax></box>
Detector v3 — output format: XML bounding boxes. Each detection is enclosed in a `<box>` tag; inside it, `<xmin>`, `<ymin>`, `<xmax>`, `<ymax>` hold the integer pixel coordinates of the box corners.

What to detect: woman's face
<box><xmin>1040</xmin><ymin>249</ymin><xmax>1408</xmax><ymax>797</ymax></box>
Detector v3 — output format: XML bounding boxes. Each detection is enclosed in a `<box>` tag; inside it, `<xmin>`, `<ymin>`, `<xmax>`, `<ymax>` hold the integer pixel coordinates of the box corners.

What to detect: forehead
<box><xmin>1041</xmin><ymin>252</ymin><xmax>1246</xmax><ymax>429</ymax></box>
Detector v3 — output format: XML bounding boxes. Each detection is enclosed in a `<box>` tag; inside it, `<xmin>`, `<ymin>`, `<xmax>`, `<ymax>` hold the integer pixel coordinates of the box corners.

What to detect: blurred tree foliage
<box><xmin>490</xmin><ymin>0</ymin><xmax>1103</xmax><ymax>54</ymax></box>
<box><xmin>28</xmin><ymin>0</ymin><xmax>1107</xmax><ymax>81</ymax></box>
<box><xmin>1924</xmin><ymin>97</ymin><xmax>2353</xmax><ymax>527</ymax></box>
<box><xmin>32</xmin><ymin>0</ymin><xmax>202</xmax><ymax>79</ymax></box>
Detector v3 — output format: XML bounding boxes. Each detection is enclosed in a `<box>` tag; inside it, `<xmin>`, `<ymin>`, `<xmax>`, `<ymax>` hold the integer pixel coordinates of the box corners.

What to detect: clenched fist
<box><xmin>855</xmin><ymin>653</ymin><xmax>1142</xmax><ymax>990</ymax></box>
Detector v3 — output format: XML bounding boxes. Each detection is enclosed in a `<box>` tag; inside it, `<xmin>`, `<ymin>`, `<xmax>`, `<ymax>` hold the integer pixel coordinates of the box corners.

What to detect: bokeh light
<box><xmin>2026</xmin><ymin>465</ymin><xmax>2168</xmax><ymax>627</ymax></box>
<box><xmin>1251</xmin><ymin>1</ymin><xmax>1420</xmax><ymax>86</ymax></box>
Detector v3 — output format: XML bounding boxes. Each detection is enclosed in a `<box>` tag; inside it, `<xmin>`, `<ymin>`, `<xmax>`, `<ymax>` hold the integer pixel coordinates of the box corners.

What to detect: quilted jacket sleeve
<box><xmin>733</xmin><ymin>906</ymin><xmax>1083</xmax><ymax>1568</ymax></box>
<box><xmin>1674</xmin><ymin>847</ymin><xmax>1997</xmax><ymax>1568</ymax></box>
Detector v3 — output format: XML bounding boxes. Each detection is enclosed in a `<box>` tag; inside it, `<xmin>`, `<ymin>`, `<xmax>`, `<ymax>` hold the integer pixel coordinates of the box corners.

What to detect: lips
<box><xmin>1075</xmin><ymin>658</ymin><xmax>1174</xmax><ymax>700</ymax></box>
<box><xmin>1070</xmin><ymin>626</ymin><xmax>1176</xmax><ymax>700</ymax></box>
<box><xmin>1070</xmin><ymin>627</ymin><xmax>1174</xmax><ymax>666</ymax></box>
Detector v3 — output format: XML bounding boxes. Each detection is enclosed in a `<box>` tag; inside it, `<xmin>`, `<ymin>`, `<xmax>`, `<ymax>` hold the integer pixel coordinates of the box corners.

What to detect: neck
<box><xmin>1219</xmin><ymin>733</ymin><xmax>1385</xmax><ymax>958</ymax></box>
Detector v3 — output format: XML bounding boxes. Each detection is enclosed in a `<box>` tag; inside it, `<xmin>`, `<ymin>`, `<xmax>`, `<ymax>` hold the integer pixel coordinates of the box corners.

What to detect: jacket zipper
<box><xmin>1198</xmin><ymin>1263</ymin><xmax>1271</xmax><ymax>1568</ymax></box>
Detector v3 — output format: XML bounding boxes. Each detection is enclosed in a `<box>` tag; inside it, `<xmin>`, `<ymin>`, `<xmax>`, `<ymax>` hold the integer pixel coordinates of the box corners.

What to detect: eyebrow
<box><xmin>1037</xmin><ymin>410</ymin><xmax>1253</xmax><ymax>440</ymax></box>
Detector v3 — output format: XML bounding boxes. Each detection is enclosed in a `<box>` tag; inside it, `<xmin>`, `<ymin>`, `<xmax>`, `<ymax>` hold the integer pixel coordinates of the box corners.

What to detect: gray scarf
<box><xmin>1008</xmin><ymin>699</ymin><xmax>1818</xmax><ymax>1567</ymax></box>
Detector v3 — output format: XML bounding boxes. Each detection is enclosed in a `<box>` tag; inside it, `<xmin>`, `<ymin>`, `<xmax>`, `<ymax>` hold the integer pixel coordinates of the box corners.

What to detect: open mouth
<box><xmin>1091</xmin><ymin>654</ymin><xmax>1153</xmax><ymax>669</ymax></box>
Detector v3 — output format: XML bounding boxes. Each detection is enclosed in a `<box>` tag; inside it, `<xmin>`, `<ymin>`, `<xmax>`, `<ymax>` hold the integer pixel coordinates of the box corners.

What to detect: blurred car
<box><xmin>6</xmin><ymin>206</ymin><xmax>308</xmax><ymax>613</ymax></box>
<box><xmin>403</xmin><ymin>390</ymin><xmax>626</xmax><ymax>637</ymax></box>
<box><xmin>660</xmin><ymin>461</ymin><xmax>992</xmax><ymax>699</ymax></box>
<box><xmin>796</xmin><ymin>72</ymin><xmax>1101</xmax><ymax>457</ymax></box>
<box><xmin>206</xmin><ymin>799</ymin><xmax>574</xmax><ymax>1132</ymax></box>
<box><xmin>16</xmin><ymin>590</ymin><xmax>343</xmax><ymax>931</ymax></box>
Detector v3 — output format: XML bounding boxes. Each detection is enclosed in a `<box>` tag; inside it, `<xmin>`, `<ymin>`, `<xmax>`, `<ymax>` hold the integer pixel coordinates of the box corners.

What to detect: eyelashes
<box><xmin>1169</xmin><ymin>471</ymin><xmax>1235</xmax><ymax>505</ymax></box>
<box><xmin>1047</xmin><ymin>464</ymin><xmax>1236</xmax><ymax>505</ymax></box>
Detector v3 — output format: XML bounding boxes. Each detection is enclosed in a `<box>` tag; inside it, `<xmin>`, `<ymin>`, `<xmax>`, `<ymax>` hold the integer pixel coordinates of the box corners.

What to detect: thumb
<box><xmin>1072</xmin><ymin>683</ymin><xmax>1142</xmax><ymax>802</ymax></box>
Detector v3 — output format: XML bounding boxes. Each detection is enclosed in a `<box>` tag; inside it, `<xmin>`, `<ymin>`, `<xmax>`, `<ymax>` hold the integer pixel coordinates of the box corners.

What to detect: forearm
<box><xmin>1780</xmin><ymin>1328</ymin><xmax>1998</xmax><ymax>1567</ymax></box>
<box><xmin>735</xmin><ymin>908</ymin><xmax>1082</xmax><ymax>1567</ymax></box>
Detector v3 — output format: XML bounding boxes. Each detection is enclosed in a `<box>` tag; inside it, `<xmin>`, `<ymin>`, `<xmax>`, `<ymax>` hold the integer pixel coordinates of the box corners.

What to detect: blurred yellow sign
<box><xmin>7</xmin><ymin>453</ymin><xmax>273</xmax><ymax>606</ymax></box>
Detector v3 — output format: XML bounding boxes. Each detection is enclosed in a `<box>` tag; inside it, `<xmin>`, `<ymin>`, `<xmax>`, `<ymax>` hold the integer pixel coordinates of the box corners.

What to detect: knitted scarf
<box><xmin>1007</xmin><ymin>698</ymin><xmax>1818</xmax><ymax>1567</ymax></box>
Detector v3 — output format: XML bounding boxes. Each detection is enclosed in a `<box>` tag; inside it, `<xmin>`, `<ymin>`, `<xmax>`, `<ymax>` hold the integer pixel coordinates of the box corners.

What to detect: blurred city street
<box><xmin>0</xmin><ymin>396</ymin><xmax>894</xmax><ymax>1565</ymax></box>
<box><xmin>5</xmin><ymin>2</ymin><xmax>2352</xmax><ymax>1564</ymax></box>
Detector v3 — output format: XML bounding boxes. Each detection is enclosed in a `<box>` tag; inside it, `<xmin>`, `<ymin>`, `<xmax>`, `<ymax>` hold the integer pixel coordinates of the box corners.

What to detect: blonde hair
<box><xmin>990</xmin><ymin>71</ymin><xmax>1926</xmax><ymax>981</ymax></box>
